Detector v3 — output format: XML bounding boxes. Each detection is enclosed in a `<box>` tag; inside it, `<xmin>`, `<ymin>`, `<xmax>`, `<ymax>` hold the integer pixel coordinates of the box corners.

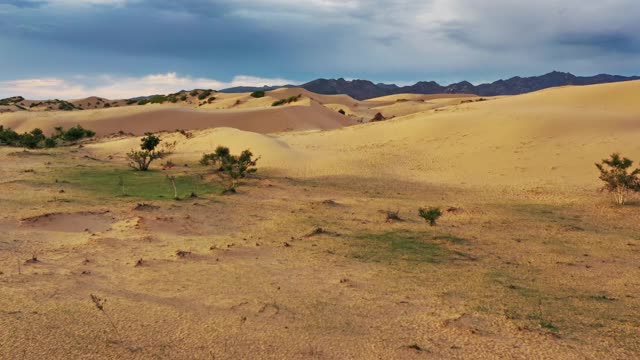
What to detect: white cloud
<box><xmin>0</xmin><ymin>73</ymin><xmax>296</xmax><ymax>99</ymax></box>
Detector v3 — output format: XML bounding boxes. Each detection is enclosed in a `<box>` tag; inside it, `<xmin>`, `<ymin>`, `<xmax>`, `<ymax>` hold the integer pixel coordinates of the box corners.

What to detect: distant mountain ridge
<box><xmin>220</xmin><ymin>71</ymin><xmax>640</xmax><ymax>100</ymax></box>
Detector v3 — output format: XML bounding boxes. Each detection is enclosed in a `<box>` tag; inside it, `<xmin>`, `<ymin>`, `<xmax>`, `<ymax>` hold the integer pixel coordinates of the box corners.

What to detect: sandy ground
<box><xmin>1</xmin><ymin>81</ymin><xmax>640</xmax><ymax>359</ymax></box>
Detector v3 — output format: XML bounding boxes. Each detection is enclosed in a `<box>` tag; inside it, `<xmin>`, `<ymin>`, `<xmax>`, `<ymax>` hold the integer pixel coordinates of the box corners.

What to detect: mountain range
<box><xmin>220</xmin><ymin>71</ymin><xmax>640</xmax><ymax>100</ymax></box>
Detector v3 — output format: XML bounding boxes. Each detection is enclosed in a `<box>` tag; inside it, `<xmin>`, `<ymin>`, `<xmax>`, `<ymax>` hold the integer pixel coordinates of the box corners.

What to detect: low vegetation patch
<box><xmin>272</xmin><ymin>94</ymin><xmax>302</xmax><ymax>107</ymax></box>
<box><xmin>149</xmin><ymin>95</ymin><xmax>168</xmax><ymax>104</ymax></box>
<box><xmin>349</xmin><ymin>230</ymin><xmax>450</xmax><ymax>264</ymax></box>
<box><xmin>65</xmin><ymin>167</ymin><xmax>222</xmax><ymax>200</ymax></box>
<box><xmin>53</xmin><ymin>125</ymin><xmax>96</xmax><ymax>142</ymax></box>
<box><xmin>250</xmin><ymin>90</ymin><xmax>265</xmax><ymax>98</ymax></box>
<box><xmin>432</xmin><ymin>234</ymin><xmax>468</xmax><ymax>244</ymax></box>
<box><xmin>0</xmin><ymin>125</ymin><xmax>94</xmax><ymax>149</ymax></box>
<box><xmin>0</xmin><ymin>96</ymin><xmax>25</xmax><ymax>106</ymax></box>
<box><xmin>197</xmin><ymin>89</ymin><xmax>213</xmax><ymax>100</ymax></box>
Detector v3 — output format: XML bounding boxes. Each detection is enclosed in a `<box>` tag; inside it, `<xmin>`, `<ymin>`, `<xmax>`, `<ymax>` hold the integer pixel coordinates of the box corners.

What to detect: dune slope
<box><xmin>0</xmin><ymin>101</ymin><xmax>353</xmax><ymax>136</ymax></box>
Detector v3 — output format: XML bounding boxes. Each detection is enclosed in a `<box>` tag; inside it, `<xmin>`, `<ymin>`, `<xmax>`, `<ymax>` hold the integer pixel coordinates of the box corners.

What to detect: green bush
<box><xmin>0</xmin><ymin>125</ymin><xmax>95</xmax><ymax>148</ymax></box>
<box><xmin>127</xmin><ymin>133</ymin><xmax>174</xmax><ymax>171</ymax></box>
<box><xmin>137</xmin><ymin>99</ymin><xmax>150</xmax><ymax>105</ymax></box>
<box><xmin>419</xmin><ymin>207</ymin><xmax>442</xmax><ymax>226</ymax></box>
<box><xmin>0</xmin><ymin>96</ymin><xmax>25</xmax><ymax>106</ymax></box>
<box><xmin>250</xmin><ymin>91</ymin><xmax>265</xmax><ymax>98</ymax></box>
<box><xmin>57</xmin><ymin>101</ymin><xmax>78</xmax><ymax>111</ymax></box>
<box><xmin>201</xmin><ymin>146</ymin><xmax>259</xmax><ymax>192</ymax></box>
<box><xmin>0</xmin><ymin>125</ymin><xmax>21</xmax><ymax>145</ymax></box>
<box><xmin>338</xmin><ymin>109</ymin><xmax>346</xmax><ymax>115</ymax></box>
<box><xmin>149</xmin><ymin>95</ymin><xmax>168</xmax><ymax>104</ymax></box>
<box><xmin>198</xmin><ymin>90</ymin><xmax>213</xmax><ymax>100</ymax></box>
<box><xmin>189</xmin><ymin>90</ymin><xmax>199</xmax><ymax>97</ymax></box>
<box><xmin>18</xmin><ymin>128</ymin><xmax>46</xmax><ymax>149</ymax></box>
<box><xmin>272</xmin><ymin>94</ymin><xmax>302</xmax><ymax>107</ymax></box>
<box><xmin>60</xmin><ymin>125</ymin><xmax>96</xmax><ymax>142</ymax></box>
<box><xmin>596</xmin><ymin>153</ymin><xmax>640</xmax><ymax>205</ymax></box>
<box><xmin>126</xmin><ymin>99</ymin><xmax>138</xmax><ymax>105</ymax></box>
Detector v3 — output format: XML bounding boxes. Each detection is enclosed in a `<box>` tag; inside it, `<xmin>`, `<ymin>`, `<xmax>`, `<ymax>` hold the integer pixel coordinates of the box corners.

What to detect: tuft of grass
<box><xmin>432</xmin><ymin>234</ymin><xmax>468</xmax><ymax>245</ymax></box>
<box><xmin>350</xmin><ymin>230</ymin><xmax>449</xmax><ymax>264</ymax></box>
<box><xmin>64</xmin><ymin>167</ymin><xmax>222</xmax><ymax>200</ymax></box>
<box><xmin>539</xmin><ymin>320</ymin><xmax>559</xmax><ymax>332</ymax></box>
<box><xmin>407</xmin><ymin>343</ymin><xmax>426</xmax><ymax>352</ymax></box>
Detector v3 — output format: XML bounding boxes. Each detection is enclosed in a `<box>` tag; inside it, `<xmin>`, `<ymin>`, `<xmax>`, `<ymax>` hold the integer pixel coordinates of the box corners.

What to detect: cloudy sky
<box><xmin>1</xmin><ymin>0</ymin><xmax>639</xmax><ymax>98</ymax></box>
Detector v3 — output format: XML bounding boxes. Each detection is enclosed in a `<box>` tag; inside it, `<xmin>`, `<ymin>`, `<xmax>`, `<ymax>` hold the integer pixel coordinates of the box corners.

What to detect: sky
<box><xmin>1</xmin><ymin>0</ymin><xmax>639</xmax><ymax>99</ymax></box>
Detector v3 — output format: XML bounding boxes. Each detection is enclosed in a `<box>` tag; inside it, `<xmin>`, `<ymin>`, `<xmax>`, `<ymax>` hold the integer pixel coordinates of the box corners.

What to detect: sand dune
<box><xmin>87</xmin><ymin>80</ymin><xmax>640</xmax><ymax>188</ymax></box>
<box><xmin>6</xmin><ymin>80</ymin><xmax>640</xmax><ymax>188</ymax></box>
<box><xmin>275</xmin><ymin>81</ymin><xmax>640</xmax><ymax>187</ymax></box>
<box><xmin>366</xmin><ymin>93</ymin><xmax>477</xmax><ymax>102</ymax></box>
<box><xmin>0</xmin><ymin>100</ymin><xmax>354</xmax><ymax>136</ymax></box>
<box><xmin>268</xmin><ymin>87</ymin><xmax>363</xmax><ymax>108</ymax></box>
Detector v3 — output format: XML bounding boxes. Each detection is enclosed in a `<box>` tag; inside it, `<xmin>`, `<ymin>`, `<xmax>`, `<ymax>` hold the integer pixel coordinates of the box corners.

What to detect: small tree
<box><xmin>201</xmin><ymin>146</ymin><xmax>259</xmax><ymax>193</ymax></box>
<box><xmin>595</xmin><ymin>153</ymin><xmax>640</xmax><ymax>205</ymax></box>
<box><xmin>127</xmin><ymin>133</ymin><xmax>174</xmax><ymax>171</ymax></box>
<box><xmin>419</xmin><ymin>207</ymin><xmax>442</xmax><ymax>226</ymax></box>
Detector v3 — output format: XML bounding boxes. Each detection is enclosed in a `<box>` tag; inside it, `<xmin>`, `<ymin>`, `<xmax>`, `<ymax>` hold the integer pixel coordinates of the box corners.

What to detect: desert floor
<box><xmin>1</xmin><ymin>82</ymin><xmax>640</xmax><ymax>359</ymax></box>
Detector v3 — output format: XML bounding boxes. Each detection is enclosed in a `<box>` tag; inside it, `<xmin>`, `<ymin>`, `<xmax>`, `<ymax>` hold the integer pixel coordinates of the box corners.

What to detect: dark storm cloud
<box><xmin>0</xmin><ymin>0</ymin><xmax>639</xmax><ymax>97</ymax></box>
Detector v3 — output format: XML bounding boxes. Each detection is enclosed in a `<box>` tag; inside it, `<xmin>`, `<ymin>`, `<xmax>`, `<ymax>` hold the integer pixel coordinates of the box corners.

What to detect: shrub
<box><xmin>137</xmin><ymin>99</ymin><xmax>150</xmax><ymax>105</ymax></box>
<box><xmin>180</xmin><ymin>95</ymin><xmax>188</xmax><ymax>101</ymax></box>
<box><xmin>0</xmin><ymin>96</ymin><xmax>25</xmax><ymax>106</ymax></box>
<box><xmin>103</xmin><ymin>103</ymin><xmax>111</xmax><ymax>108</ymax></box>
<box><xmin>198</xmin><ymin>90</ymin><xmax>212</xmax><ymax>100</ymax></box>
<box><xmin>595</xmin><ymin>153</ymin><xmax>640</xmax><ymax>205</ymax></box>
<box><xmin>149</xmin><ymin>95</ymin><xmax>168</xmax><ymax>104</ymax></box>
<box><xmin>250</xmin><ymin>91</ymin><xmax>265</xmax><ymax>98</ymax></box>
<box><xmin>371</xmin><ymin>112</ymin><xmax>386</xmax><ymax>122</ymax></box>
<box><xmin>44</xmin><ymin>137</ymin><xmax>57</xmax><ymax>148</ymax></box>
<box><xmin>384</xmin><ymin>210</ymin><xmax>401</xmax><ymax>222</ymax></box>
<box><xmin>19</xmin><ymin>128</ymin><xmax>45</xmax><ymax>149</ymax></box>
<box><xmin>419</xmin><ymin>207</ymin><xmax>442</xmax><ymax>226</ymax></box>
<box><xmin>0</xmin><ymin>125</ymin><xmax>20</xmax><ymax>145</ymax></box>
<box><xmin>338</xmin><ymin>109</ymin><xmax>346</xmax><ymax>115</ymax></box>
<box><xmin>57</xmin><ymin>101</ymin><xmax>77</xmax><ymax>111</ymax></box>
<box><xmin>272</xmin><ymin>94</ymin><xmax>302</xmax><ymax>107</ymax></box>
<box><xmin>126</xmin><ymin>99</ymin><xmax>138</xmax><ymax>105</ymax></box>
<box><xmin>201</xmin><ymin>146</ymin><xmax>259</xmax><ymax>192</ymax></box>
<box><xmin>189</xmin><ymin>90</ymin><xmax>199</xmax><ymax>97</ymax></box>
<box><xmin>60</xmin><ymin>125</ymin><xmax>96</xmax><ymax>142</ymax></box>
<box><xmin>127</xmin><ymin>133</ymin><xmax>175</xmax><ymax>171</ymax></box>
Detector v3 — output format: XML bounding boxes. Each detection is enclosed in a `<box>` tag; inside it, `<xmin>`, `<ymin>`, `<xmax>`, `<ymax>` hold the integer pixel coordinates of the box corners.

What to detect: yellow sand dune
<box><xmin>0</xmin><ymin>100</ymin><xmax>353</xmax><ymax>136</ymax></box>
<box><xmin>117</xmin><ymin>80</ymin><xmax>640</xmax><ymax>188</ymax></box>
<box><xmin>367</xmin><ymin>93</ymin><xmax>477</xmax><ymax>102</ymax></box>
<box><xmin>89</xmin><ymin>127</ymin><xmax>302</xmax><ymax>170</ymax></box>
<box><xmin>269</xmin><ymin>87</ymin><xmax>362</xmax><ymax>108</ymax></box>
